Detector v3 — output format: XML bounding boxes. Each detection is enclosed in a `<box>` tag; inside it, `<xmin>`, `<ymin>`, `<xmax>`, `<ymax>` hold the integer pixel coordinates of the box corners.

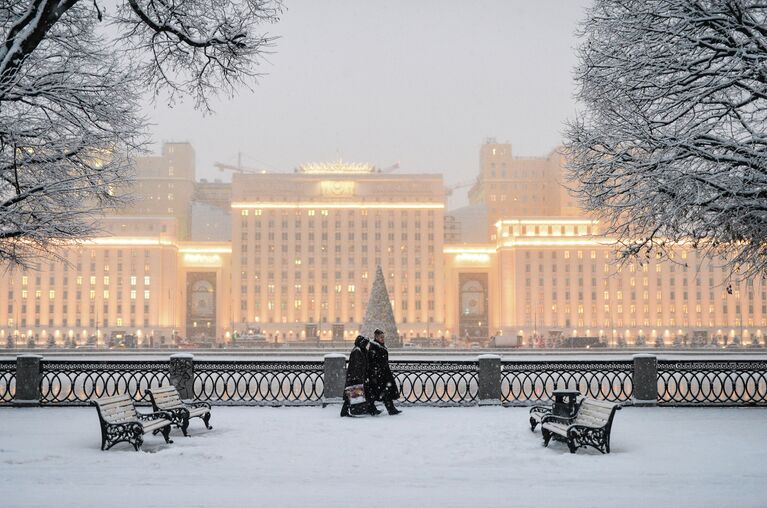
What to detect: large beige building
<box><xmin>231</xmin><ymin>162</ymin><xmax>446</xmax><ymax>343</ymax></box>
<box><xmin>443</xmin><ymin>218</ymin><xmax>766</xmax><ymax>346</ymax></box>
<box><xmin>1</xmin><ymin>141</ymin><xmax>763</xmax><ymax>348</ymax></box>
<box><xmin>0</xmin><ymin>217</ymin><xmax>231</xmax><ymax>347</ymax></box>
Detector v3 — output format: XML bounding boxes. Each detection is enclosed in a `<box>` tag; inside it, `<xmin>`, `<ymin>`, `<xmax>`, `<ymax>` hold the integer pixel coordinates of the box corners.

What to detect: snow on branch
<box><xmin>0</xmin><ymin>0</ymin><xmax>281</xmax><ymax>267</ymax></box>
<box><xmin>567</xmin><ymin>0</ymin><xmax>767</xmax><ymax>280</ymax></box>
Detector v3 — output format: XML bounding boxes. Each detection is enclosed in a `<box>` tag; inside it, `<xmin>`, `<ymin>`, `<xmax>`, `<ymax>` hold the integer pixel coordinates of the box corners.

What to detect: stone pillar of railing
<box><xmin>478</xmin><ymin>354</ymin><xmax>502</xmax><ymax>406</ymax></box>
<box><xmin>632</xmin><ymin>353</ymin><xmax>658</xmax><ymax>406</ymax></box>
<box><xmin>169</xmin><ymin>353</ymin><xmax>195</xmax><ymax>400</ymax></box>
<box><xmin>15</xmin><ymin>354</ymin><xmax>43</xmax><ymax>407</ymax></box>
<box><xmin>323</xmin><ymin>353</ymin><xmax>347</xmax><ymax>406</ymax></box>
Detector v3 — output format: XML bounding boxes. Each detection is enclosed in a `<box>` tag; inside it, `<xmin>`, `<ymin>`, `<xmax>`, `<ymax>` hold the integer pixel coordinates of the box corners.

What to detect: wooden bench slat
<box><xmin>539</xmin><ymin>398</ymin><xmax>620</xmax><ymax>454</ymax></box>
<box><xmin>147</xmin><ymin>387</ymin><xmax>212</xmax><ymax>437</ymax></box>
<box><xmin>92</xmin><ymin>393</ymin><xmax>174</xmax><ymax>451</ymax></box>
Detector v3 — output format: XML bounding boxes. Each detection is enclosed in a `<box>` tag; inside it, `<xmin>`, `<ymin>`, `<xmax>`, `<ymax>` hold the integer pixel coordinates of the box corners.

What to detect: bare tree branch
<box><xmin>567</xmin><ymin>0</ymin><xmax>767</xmax><ymax>281</ymax></box>
<box><xmin>0</xmin><ymin>0</ymin><xmax>282</xmax><ymax>267</ymax></box>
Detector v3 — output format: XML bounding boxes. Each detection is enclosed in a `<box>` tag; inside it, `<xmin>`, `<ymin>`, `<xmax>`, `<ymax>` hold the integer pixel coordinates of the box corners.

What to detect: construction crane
<box><xmin>214</xmin><ymin>152</ymin><xmax>269</xmax><ymax>174</ymax></box>
<box><xmin>378</xmin><ymin>162</ymin><xmax>400</xmax><ymax>173</ymax></box>
<box><xmin>445</xmin><ymin>179</ymin><xmax>474</xmax><ymax>196</ymax></box>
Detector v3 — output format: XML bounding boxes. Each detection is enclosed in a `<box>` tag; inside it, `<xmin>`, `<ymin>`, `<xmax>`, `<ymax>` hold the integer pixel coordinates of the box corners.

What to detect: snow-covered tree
<box><xmin>0</xmin><ymin>0</ymin><xmax>281</xmax><ymax>267</ymax></box>
<box><xmin>566</xmin><ymin>0</ymin><xmax>767</xmax><ymax>278</ymax></box>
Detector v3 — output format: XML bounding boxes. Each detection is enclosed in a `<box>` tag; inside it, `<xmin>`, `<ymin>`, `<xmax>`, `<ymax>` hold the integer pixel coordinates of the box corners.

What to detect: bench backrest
<box><xmin>148</xmin><ymin>386</ymin><xmax>184</xmax><ymax>410</ymax></box>
<box><xmin>573</xmin><ymin>398</ymin><xmax>620</xmax><ymax>429</ymax></box>
<box><xmin>93</xmin><ymin>394</ymin><xmax>138</xmax><ymax>424</ymax></box>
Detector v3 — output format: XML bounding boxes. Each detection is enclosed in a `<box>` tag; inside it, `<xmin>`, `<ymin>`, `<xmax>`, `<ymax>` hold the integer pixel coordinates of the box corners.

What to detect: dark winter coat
<box><xmin>367</xmin><ymin>339</ymin><xmax>399</xmax><ymax>401</ymax></box>
<box><xmin>345</xmin><ymin>336</ymin><xmax>370</xmax><ymax>387</ymax></box>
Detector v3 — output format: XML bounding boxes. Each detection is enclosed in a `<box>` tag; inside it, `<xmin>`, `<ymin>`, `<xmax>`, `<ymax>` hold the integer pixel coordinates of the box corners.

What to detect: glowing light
<box><xmin>320</xmin><ymin>181</ymin><xmax>355</xmax><ymax>197</ymax></box>
<box><xmin>179</xmin><ymin>246</ymin><xmax>231</xmax><ymax>254</ymax></box>
<box><xmin>231</xmin><ymin>202</ymin><xmax>443</xmax><ymax>210</ymax></box>
<box><xmin>501</xmin><ymin>239</ymin><xmax>616</xmax><ymax>247</ymax></box>
<box><xmin>498</xmin><ymin>219</ymin><xmax>597</xmax><ymax>225</ymax></box>
<box><xmin>455</xmin><ymin>253</ymin><xmax>491</xmax><ymax>263</ymax></box>
<box><xmin>86</xmin><ymin>237</ymin><xmax>174</xmax><ymax>246</ymax></box>
<box><xmin>299</xmin><ymin>161</ymin><xmax>374</xmax><ymax>174</ymax></box>
<box><xmin>182</xmin><ymin>253</ymin><xmax>222</xmax><ymax>267</ymax></box>
<box><xmin>443</xmin><ymin>247</ymin><xmax>496</xmax><ymax>254</ymax></box>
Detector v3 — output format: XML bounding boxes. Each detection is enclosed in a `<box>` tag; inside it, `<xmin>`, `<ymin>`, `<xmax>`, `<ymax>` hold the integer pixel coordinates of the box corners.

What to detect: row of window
<box><xmin>240</xmin><ymin>209</ymin><xmax>437</xmax><ymax>218</ymax></box>
<box><xmin>7</xmin><ymin>289</ymin><xmax>151</xmax><ymax>302</ymax></box>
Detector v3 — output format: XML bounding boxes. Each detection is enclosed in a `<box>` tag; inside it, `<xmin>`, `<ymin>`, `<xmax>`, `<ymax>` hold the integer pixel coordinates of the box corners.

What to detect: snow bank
<box><xmin>1</xmin><ymin>406</ymin><xmax>765</xmax><ymax>507</ymax></box>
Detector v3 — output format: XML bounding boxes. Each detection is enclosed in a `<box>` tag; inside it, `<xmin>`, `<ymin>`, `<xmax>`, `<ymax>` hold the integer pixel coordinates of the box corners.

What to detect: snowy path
<box><xmin>1</xmin><ymin>406</ymin><xmax>765</xmax><ymax>508</ymax></box>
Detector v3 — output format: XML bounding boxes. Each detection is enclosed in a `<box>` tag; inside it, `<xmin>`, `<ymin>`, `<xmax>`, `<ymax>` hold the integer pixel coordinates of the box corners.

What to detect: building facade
<box><xmin>118</xmin><ymin>142</ymin><xmax>197</xmax><ymax>240</ymax></box>
<box><xmin>467</xmin><ymin>139</ymin><xmax>580</xmax><ymax>240</ymax></box>
<box><xmin>443</xmin><ymin>218</ymin><xmax>767</xmax><ymax>347</ymax></box>
<box><xmin>230</xmin><ymin>162</ymin><xmax>446</xmax><ymax>342</ymax></box>
<box><xmin>1</xmin><ymin>141</ymin><xmax>764</xmax><ymax>348</ymax></box>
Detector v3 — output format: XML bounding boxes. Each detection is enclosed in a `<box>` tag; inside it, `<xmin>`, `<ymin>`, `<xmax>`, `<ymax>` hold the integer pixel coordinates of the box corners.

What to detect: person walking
<box><xmin>340</xmin><ymin>335</ymin><xmax>380</xmax><ymax>417</ymax></box>
<box><xmin>367</xmin><ymin>329</ymin><xmax>402</xmax><ymax>415</ymax></box>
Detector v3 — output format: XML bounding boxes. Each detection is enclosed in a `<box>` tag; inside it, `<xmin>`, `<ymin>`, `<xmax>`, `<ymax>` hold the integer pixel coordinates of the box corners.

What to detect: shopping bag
<box><xmin>344</xmin><ymin>384</ymin><xmax>366</xmax><ymax>405</ymax></box>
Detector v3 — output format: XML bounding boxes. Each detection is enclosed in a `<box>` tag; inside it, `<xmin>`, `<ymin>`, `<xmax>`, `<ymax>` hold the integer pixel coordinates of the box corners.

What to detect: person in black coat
<box><xmin>367</xmin><ymin>329</ymin><xmax>402</xmax><ymax>415</ymax></box>
<box><xmin>340</xmin><ymin>335</ymin><xmax>379</xmax><ymax>417</ymax></box>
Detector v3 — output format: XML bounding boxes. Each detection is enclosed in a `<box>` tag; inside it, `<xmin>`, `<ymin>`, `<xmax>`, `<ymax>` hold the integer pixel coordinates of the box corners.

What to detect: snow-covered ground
<box><xmin>2</xmin><ymin>406</ymin><xmax>765</xmax><ymax>508</ymax></box>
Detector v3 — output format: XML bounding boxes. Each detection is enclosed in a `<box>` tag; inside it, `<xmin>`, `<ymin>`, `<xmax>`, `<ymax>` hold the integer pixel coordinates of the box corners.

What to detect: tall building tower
<box><xmin>467</xmin><ymin>140</ymin><xmax>579</xmax><ymax>239</ymax></box>
<box><xmin>118</xmin><ymin>142</ymin><xmax>196</xmax><ymax>239</ymax></box>
<box><xmin>230</xmin><ymin>162</ymin><xmax>446</xmax><ymax>343</ymax></box>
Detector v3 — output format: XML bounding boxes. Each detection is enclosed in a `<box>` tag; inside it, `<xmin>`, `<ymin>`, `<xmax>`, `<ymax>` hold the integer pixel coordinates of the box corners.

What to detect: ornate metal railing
<box><xmin>0</xmin><ymin>356</ymin><xmax>763</xmax><ymax>407</ymax></box>
<box><xmin>391</xmin><ymin>360</ymin><xmax>478</xmax><ymax>405</ymax></box>
<box><xmin>658</xmin><ymin>360</ymin><xmax>767</xmax><ymax>405</ymax></box>
<box><xmin>39</xmin><ymin>360</ymin><xmax>170</xmax><ymax>405</ymax></box>
<box><xmin>194</xmin><ymin>361</ymin><xmax>324</xmax><ymax>405</ymax></box>
<box><xmin>0</xmin><ymin>360</ymin><xmax>15</xmax><ymax>404</ymax></box>
<box><xmin>501</xmin><ymin>361</ymin><xmax>634</xmax><ymax>404</ymax></box>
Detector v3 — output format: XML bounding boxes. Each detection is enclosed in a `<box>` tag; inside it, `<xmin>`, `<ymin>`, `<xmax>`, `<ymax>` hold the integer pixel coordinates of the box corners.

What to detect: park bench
<box><xmin>92</xmin><ymin>393</ymin><xmax>173</xmax><ymax>451</ymax></box>
<box><xmin>529</xmin><ymin>396</ymin><xmax>585</xmax><ymax>432</ymax></box>
<box><xmin>147</xmin><ymin>386</ymin><xmax>212</xmax><ymax>437</ymax></box>
<box><xmin>540</xmin><ymin>398</ymin><xmax>621</xmax><ymax>454</ymax></box>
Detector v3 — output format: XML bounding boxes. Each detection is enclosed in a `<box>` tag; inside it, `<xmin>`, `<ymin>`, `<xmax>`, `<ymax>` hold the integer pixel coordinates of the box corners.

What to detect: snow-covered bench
<box><xmin>147</xmin><ymin>386</ymin><xmax>212</xmax><ymax>437</ymax></box>
<box><xmin>92</xmin><ymin>394</ymin><xmax>174</xmax><ymax>451</ymax></box>
<box><xmin>540</xmin><ymin>398</ymin><xmax>621</xmax><ymax>454</ymax></box>
<box><xmin>528</xmin><ymin>396</ymin><xmax>585</xmax><ymax>432</ymax></box>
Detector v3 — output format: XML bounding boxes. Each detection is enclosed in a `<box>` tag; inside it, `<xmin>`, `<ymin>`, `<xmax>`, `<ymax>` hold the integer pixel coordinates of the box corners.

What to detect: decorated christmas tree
<box><xmin>360</xmin><ymin>266</ymin><xmax>401</xmax><ymax>347</ymax></box>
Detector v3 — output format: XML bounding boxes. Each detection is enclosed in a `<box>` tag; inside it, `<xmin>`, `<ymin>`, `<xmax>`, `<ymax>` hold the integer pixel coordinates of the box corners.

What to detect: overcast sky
<box><xmin>142</xmin><ymin>0</ymin><xmax>593</xmax><ymax>208</ymax></box>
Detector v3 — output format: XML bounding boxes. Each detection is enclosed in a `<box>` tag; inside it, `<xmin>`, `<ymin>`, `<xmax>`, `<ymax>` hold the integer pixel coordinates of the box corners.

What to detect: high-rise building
<box><xmin>230</xmin><ymin>162</ymin><xmax>446</xmax><ymax>342</ymax></box>
<box><xmin>467</xmin><ymin>139</ymin><xmax>579</xmax><ymax>240</ymax></box>
<box><xmin>118</xmin><ymin>142</ymin><xmax>196</xmax><ymax>239</ymax></box>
